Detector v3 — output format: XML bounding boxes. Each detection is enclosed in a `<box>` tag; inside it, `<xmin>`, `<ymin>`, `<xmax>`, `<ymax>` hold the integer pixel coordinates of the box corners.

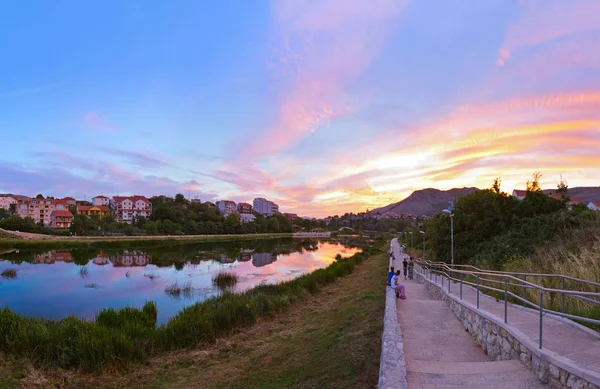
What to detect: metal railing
<box><xmin>414</xmin><ymin>259</ymin><xmax>600</xmax><ymax>349</ymax></box>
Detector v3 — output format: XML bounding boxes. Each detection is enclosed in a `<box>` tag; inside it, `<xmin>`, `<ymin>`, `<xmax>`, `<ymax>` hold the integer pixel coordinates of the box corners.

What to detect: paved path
<box><xmin>424</xmin><ymin>269</ymin><xmax>600</xmax><ymax>378</ymax></box>
<box><xmin>390</xmin><ymin>239</ymin><xmax>547</xmax><ymax>389</ymax></box>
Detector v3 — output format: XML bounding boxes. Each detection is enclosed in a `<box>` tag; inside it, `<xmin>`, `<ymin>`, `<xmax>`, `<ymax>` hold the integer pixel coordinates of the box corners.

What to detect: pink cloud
<box><xmin>237</xmin><ymin>0</ymin><xmax>407</xmax><ymax>158</ymax></box>
<box><xmin>497</xmin><ymin>0</ymin><xmax>600</xmax><ymax>66</ymax></box>
<box><xmin>83</xmin><ymin>112</ymin><xmax>120</xmax><ymax>132</ymax></box>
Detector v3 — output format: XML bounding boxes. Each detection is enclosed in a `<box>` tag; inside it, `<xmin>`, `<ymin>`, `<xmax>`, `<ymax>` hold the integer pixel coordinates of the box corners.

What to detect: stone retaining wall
<box><xmin>378</xmin><ymin>241</ymin><xmax>407</xmax><ymax>389</ymax></box>
<box><xmin>417</xmin><ymin>271</ymin><xmax>600</xmax><ymax>389</ymax></box>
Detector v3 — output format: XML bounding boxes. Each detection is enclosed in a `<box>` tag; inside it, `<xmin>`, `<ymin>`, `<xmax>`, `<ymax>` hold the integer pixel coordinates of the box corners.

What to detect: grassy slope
<box><xmin>3</xmin><ymin>249</ymin><xmax>388</xmax><ymax>389</ymax></box>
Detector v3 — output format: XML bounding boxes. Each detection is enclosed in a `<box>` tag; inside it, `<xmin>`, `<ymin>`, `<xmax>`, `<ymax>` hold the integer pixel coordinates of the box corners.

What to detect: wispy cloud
<box><xmin>236</xmin><ymin>0</ymin><xmax>408</xmax><ymax>158</ymax></box>
<box><xmin>83</xmin><ymin>112</ymin><xmax>120</xmax><ymax>132</ymax></box>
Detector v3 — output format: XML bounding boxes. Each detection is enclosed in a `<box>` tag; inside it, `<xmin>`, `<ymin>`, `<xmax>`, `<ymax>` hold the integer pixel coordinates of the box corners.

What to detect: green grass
<box><xmin>0</xmin><ymin>241</ymin><xmax>382</xmax><ymax>372</ymax></box>
<box><xmin>212</xmin><ymin>272</ymin><xmax>238</xmax><ymax>291</ymax></box>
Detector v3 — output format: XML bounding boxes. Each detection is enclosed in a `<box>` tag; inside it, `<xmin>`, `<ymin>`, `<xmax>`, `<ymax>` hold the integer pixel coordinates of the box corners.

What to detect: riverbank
<box><xmin>0</xmin><ymin>241</ymin><xmax>387</xmax><ymax>389</ymax></box>
<box><xmin>0</xmin><ymin>231</ymin><xmax>330</xmax><ymax>249</ymax></box>
<box><xmin>0</xmin><ymin>240</ymin><xmax>380</xmax><ymax>375</ymax></box>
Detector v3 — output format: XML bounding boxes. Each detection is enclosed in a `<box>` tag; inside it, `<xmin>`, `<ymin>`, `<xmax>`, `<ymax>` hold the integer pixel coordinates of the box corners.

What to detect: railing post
<box><xmin>561</xmin><ymin>276</ymin><xmax>565</xmax><ymax>317</ymax></box>
<box><xmin>460</xmin><ymin>273</ymin><xmax>463</xmax><ymax>300</ymax></box>
<box><xmin>441</xmin><ymin>273</ymin><xmax>443</xmax><ymax>287</ymax></box>
<box><xmin>476</xmin><ymin>276</ymin><xmax>480</xmax><ymax>309</ymax></box>
<box><xmin>448</xmin><ymin>271</ymin><xmax>451</xmax><ymax>294</ymax></box>
<box><xmin>539</xmin><ymin>291</ymin><xmax>544</xmax><ymax>349</ymax></box>
<box><xmin>523</xmin><ymin>275</ymin><xmax>527</xmax><ymax>304</ymax></box>
<box><xmin>504</xmin><ymin>278</ymin><xmax>508</xmax><ymax>324</ymax></box>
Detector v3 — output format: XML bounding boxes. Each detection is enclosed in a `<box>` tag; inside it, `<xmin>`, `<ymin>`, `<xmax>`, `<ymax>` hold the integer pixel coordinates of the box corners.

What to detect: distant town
<box><xmin>0</xmin><ymin>188</ymin><xmax>598</xmax><ymax>232</ymax></box>
<box><xmin>0</xmin><ymin>193</ymin><xmax>294</xmax><ymax>229</ymax></box>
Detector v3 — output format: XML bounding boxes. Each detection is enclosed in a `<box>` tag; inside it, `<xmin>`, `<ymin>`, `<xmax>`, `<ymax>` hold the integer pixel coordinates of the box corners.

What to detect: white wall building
<box><xmin>0</xmin><ymin>196</ymin><xmax>18</xmax><ymax>212</ymax></box>
<box><xmin>253</xmin><ymin>197</ymin><xmax>279</xmax><ymax>216</ymax></box>
<box><xmin>110</xmin><ymin>195</ymin><xmax>152</xmax><ymax>224</ymax></box>
<box><xmin>92</xmin><ymin>195</ymin><xmax>110</xmax><ymax>207</ymax></box>
<box><xmin>588</xmin><ymin>201</ymin><xmax>600</xmax><ymax>211</ymax></box>
<box><xmin>216</xmin><ymin>200</ymin><xmax>237</xmax><ymax>216</ymax></box>
<box><xmin>239</xmin><ymin>213</ymin><xmax>256</xmax><ymax>223</ymax></box>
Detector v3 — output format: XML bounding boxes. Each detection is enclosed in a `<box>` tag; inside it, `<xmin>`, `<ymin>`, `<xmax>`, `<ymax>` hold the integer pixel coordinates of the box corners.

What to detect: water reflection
<box><xmin>0</xmin><ymin>238</ymin><xmax>364</xmax><ymax>324</ymax></box>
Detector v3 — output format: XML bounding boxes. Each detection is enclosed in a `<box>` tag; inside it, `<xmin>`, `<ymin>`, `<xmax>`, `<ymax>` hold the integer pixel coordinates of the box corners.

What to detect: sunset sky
<box><xmin>1</xmin><ymin>0</ymin><xmax>599</xmax><ymax>217</ymax></box>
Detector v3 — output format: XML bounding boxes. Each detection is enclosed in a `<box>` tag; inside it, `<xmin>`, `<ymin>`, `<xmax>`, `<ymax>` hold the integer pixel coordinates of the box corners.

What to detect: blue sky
<box><xmin>1</xmin><ymin>0</ymin><xmax>600</xmax><ymax>216</ymax></box>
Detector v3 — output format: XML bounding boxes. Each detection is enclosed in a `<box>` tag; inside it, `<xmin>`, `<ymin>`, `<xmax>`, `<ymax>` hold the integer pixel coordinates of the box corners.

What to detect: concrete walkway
<box><xmin>424</xmin><ymin>270</ymin><xmax>600</xmax><ymax>379</ymax></box>
<box><xmin>390</xmin><ymin>239</ymin><xmax>547</xmax><ymax>389</ymax></box>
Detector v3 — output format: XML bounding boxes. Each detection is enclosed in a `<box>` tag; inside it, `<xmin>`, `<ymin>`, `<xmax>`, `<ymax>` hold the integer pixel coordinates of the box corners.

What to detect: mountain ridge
<box><xmin>370</xmin><ymin>186</ymin><xmax>600</xmax><ymax>217</ymax></box>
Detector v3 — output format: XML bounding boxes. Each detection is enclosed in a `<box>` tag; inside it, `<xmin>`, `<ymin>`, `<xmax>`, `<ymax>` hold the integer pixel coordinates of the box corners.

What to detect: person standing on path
<box><xmin>402</xmin><ymin>257</ymin><xmax>408</xmax><ymax>280</ymax></box>
<box><xmin>408</xmin><ymin>257</ymin><xmax>414</xmax><ymax>280</ymax></box>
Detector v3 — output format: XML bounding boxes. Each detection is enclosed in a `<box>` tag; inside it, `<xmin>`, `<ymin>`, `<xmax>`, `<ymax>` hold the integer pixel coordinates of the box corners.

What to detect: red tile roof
<box><xmin>93</xmin><ymin>195</ymin><xmax>108</xmax><ymax>199</ymax></box>
<box><xmin>591</xmin><ymin>201</ymin><xmax>600</xmax><ymax>207</ymax></box>
<box><xmin>52</xmin><ymin>210</ymin><xmax>73</xmax><ymax>217</ymax></box>
<box><xmin>512</xmin><ymin>190</ymin><xmax>527</xmax><ymax>196</ymax></box>
<box><xmin>569</xmin><ymin>197</ymin><xmax>583</xmax><ymax>204</ymax></box>
<box><xmin>113</xmin><ymin>195</ymin><xmax>150</xmax><ymax>203</ymax></box>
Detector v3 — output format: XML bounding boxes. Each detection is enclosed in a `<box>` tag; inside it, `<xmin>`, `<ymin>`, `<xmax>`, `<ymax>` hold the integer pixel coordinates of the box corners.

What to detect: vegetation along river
<box><xmin>0</xmin><ymin>238</ymin><xmax>363</xmax><ymax>324</ymax></box>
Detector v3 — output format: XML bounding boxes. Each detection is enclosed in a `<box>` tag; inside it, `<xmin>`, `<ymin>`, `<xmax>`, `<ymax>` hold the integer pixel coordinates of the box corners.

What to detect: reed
<box><xmin>212</xmin><ymin>272</ymin><xmax>238</xmax><ymax>290</ymax></box>
<box><xmin>0</xmin><ymin>268</ymin><xmax>17</xmax><ymax>279</ymax></box>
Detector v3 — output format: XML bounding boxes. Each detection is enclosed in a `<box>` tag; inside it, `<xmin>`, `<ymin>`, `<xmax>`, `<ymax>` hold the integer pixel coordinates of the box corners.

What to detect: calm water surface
<box><xmin>0</xmin><ymin>239</ymin><xmax>361</xmax><ymax>324</ymax></box>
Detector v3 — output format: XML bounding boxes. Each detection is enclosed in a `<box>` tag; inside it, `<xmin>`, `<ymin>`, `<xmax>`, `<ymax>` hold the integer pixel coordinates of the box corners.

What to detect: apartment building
<box><xmin>92</xmin><ymin>195</ymin><xmax>110</xmax><ymax>207</ymax></box>
<box><xmin>77</xmin><ymin>205</ymin><xmax>110</xmax><ymax>218</ymax></box>
<box><xmin>110</xmin><ymin>195</ymin><xmax>152</xmax><ymax>224</ymax></box>
<box><xmin>253</xmin><ymin>197</ymin><xmax>279</xmax><ymax>216</ymax></box>
<box><xmin>216</xmin><ymin>200</ymin><xmax>237</xmax><ymax>216</ymax></box>
<box><xmin>0</xmin><ymin>195</ymin><xmax>18</xmax><ymax>212</ymax></box>
<box><xmin>237</xmin><ymin>202</ymin><xmax>252</xmax><ymax>214</ymax></box>
<box><xmin>50</xmin><ymin>210</ymin><xmax>74</xmax><ymax>229</ymax></box>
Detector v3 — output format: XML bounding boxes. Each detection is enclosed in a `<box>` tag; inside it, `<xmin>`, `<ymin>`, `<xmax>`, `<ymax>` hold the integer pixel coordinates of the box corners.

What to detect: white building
<box><xmin>0</xmin><ymin>195</ymin><xmax>18</xmax><ymax>212</ymax></box>
<box><xmin>588</xmin><ymin>201</ymin><xmax>600</xmax><ymax>211</ymax></box>
<box><xmin>253</xmin><ymin>197</ymin><xmax>279</xmax><ymax>216</ymax></box>
<box><xmin>239</xmin><ymin>213</ymin><xmax>256</xmax><ymax>223</ymax></box>
<box><xmin>512</xmin><ymin>190</ymin><xmax>526</xmax><ymax>200</ymax></box>
<box><xmin>216</xmin><ymin>200</ymin><xmax>237</xmax><ymax>216</ymax></box>
<box><xmin>92</xmin><ymin>195</ymin><xmax>110</xmax><ymax>207</ymax></box>
<box><xmin>110</xmin><ymin>195</ymin><xmax>152</xmax><ymax>224</ymax></box>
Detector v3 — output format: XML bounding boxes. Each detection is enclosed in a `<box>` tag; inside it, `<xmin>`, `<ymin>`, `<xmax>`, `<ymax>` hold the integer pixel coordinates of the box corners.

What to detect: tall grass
<box><xmin>212</xmin><ymin>272</ymin><xmax>238</xmax><ymax>290</ymax></box>
<box><xmin>0</xmin><ymin>242</ymin><xmax>381</xmax><ymax>371</ymax></box>
<box><xmin>502</xmin><ymin>224</ymin><xmax>600</xmax><ymax>329</ymax></box>
<box><xmin>165</xmin><ymin>281</ymin><xmax>194</xmax><ymax>298</ymax></box>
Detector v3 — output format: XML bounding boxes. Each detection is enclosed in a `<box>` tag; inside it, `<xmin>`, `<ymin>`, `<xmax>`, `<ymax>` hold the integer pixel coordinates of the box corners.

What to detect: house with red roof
<box><xmin>511</xmin><ymin>190</ymin><xmax>527</xmax><ymax>200</ymax></box>
<box><xmin>50</xmin><ymin>210</ymin><xmax>74</xmax><ymax>229</ymax></box>
<box><xmin>92</xmin><ymin>195</ymin><xmax>110</xmax><ymax>207</ymax></box>
<box><xmin>587</xmin><ymin>201</ymin><xmax>600</xmax><ymax>211</ymax></box>
<box><xmin>110</xmin><ymin>195</ymin><xmax>152</xmax><ymax>224</ymax></box>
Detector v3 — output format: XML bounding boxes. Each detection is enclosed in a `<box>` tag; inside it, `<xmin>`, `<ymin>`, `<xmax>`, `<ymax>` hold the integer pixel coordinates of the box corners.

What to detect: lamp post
<box><xmin>419</xmin><ymin>230</ymin><xmax>425</xmax><ymax>261</ymax></box>
<box><xmin>442</xmin><ymin>201</ymin><xmax>455</xmax><ymax>269</ymax></box>
<box><xmin>409</xmin><ymin>231</ymin><xmax>413</xmax><ymax>249</ymax></box>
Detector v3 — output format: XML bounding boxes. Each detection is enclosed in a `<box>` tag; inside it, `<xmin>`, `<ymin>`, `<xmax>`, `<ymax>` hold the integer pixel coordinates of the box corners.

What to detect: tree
<box><xmin>8</xmin><ymin>203</ymin><xmax>17</xmax><ymax>216</ymax></box>
<box><xmin>35</xmin><ymin>194</ymin><xmax>44</xmax><ymax>199</ymax></box>
<box><xmin>174</xmin><ymin>193</ymin><xmax>186</xmax><ymax>204</ymax></box>
<box><xmin>556</xmin><ymin>175</ymin><xmax>569</xmax><ymax>201</ymax></box>
<box><xmin>491</xmin><ymin>177</ymin><xmax>502</xmax><ymax>194</ymax></box>
<box><xmin>526</xmin><ymin>172</ymin><xmax>542</xmax><ymax>192</ymax></box>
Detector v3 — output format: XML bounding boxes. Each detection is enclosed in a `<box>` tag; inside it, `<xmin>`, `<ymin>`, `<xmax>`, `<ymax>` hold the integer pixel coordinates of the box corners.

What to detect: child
<box><xmin>387</xmin><ymin>266</ymin><xmax>395</xmax><ymax>286</ymax></box>
<box><xmin>403</xmin><ymin>258</ymin><xmax>408</xmax><ymax>280</ymax></box>
<box><xmin>392</xmin><ymin>270</ymin><xmax>407</xmax><ymax>299</ymax></box>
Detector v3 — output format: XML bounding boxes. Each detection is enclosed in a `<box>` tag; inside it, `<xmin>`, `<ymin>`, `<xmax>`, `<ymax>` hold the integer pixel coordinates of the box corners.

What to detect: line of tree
<box><xmin>419</xmin><ymin>173</ymin><xmax>598</xmax><ymax>269</ymax></box>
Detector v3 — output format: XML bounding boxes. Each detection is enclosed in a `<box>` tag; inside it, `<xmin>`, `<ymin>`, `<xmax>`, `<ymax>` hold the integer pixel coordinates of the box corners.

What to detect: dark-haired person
<box><xmin>403</xmin><ymin>257</ymin><xmax>408</xmax><ymax>280</ymax></box>
<box><xmin>392</xmin><ymin>270</ymin><xmax>407</xmax><ymax>299</ymax></box>
<box><xmin>387</xmin><ymin>266</ymin><xmax>395</xmax><ymax>286</ymax></box>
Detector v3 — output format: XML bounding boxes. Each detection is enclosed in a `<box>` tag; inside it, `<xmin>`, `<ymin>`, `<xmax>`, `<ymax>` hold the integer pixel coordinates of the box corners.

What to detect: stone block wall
<box><xmin>418</xmin><ymin>272</ymin><xmax>599</xmax><ymax>389</ymax></box>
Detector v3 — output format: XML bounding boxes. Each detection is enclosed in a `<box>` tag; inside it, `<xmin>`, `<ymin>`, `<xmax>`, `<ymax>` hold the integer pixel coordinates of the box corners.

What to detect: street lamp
<box><xmin>442</xmin><ymin>201</ymin><xmax>455</xmax><ymax>269</ymax></box>
<box><xmin>409</xmin><ymin>231</ymin><xmax>413</xmax><ymax>248</ymax></box>
<box><xmin>419</xmin><ymin>230</ymin><xmax>425</xmax><ymax>261</ymax></box>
